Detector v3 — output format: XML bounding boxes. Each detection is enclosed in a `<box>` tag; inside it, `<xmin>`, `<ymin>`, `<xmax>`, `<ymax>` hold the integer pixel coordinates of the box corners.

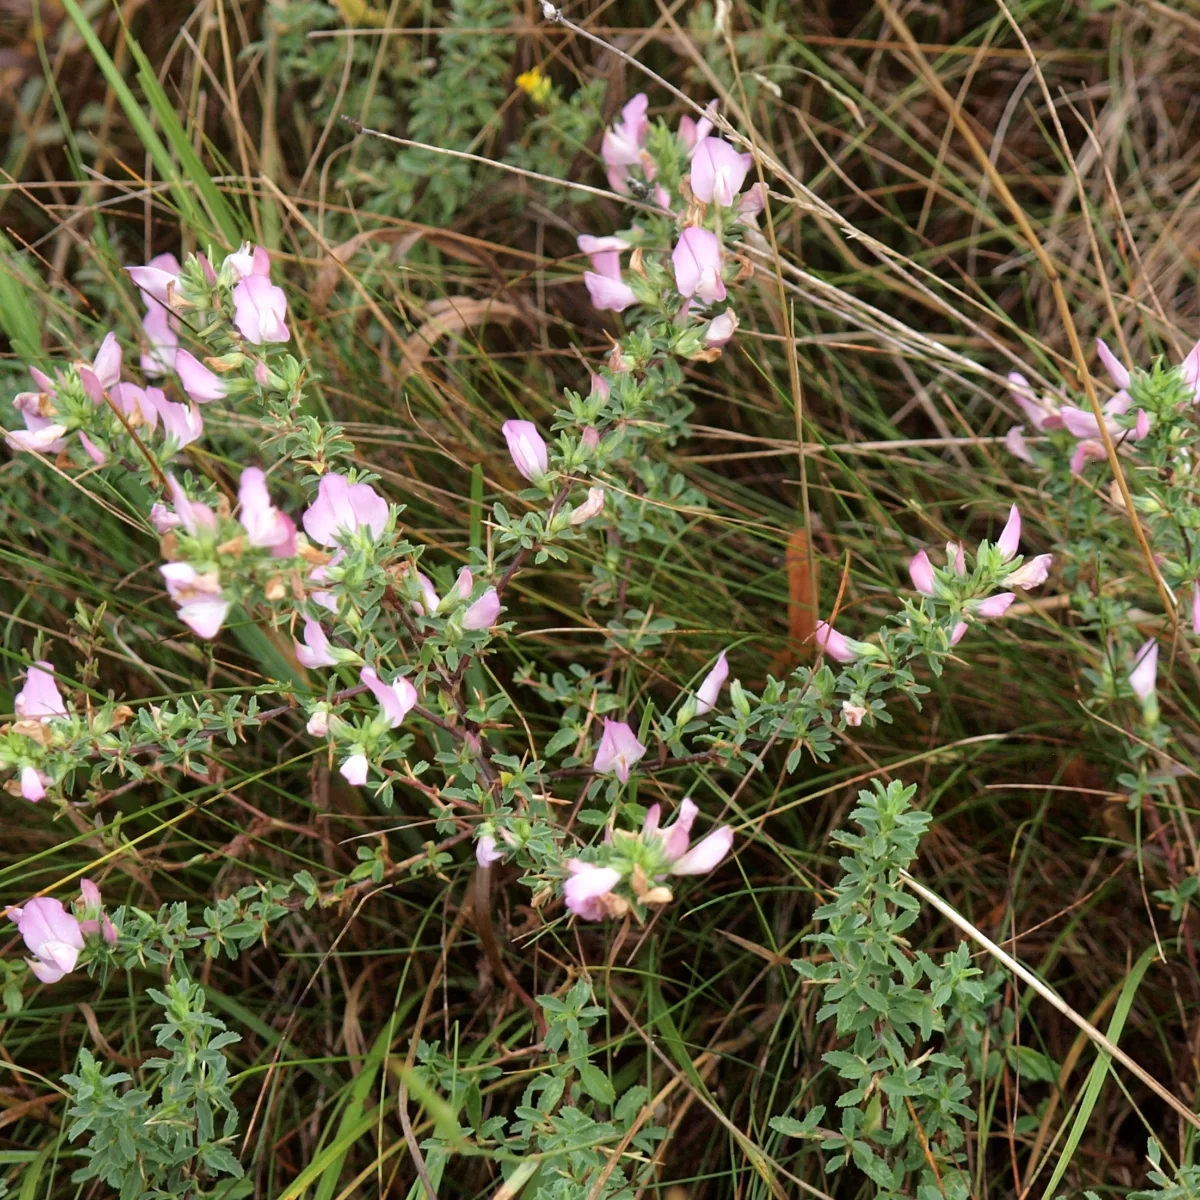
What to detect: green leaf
<box><xmin>578</xmin><ymin>1063</ymin><xmax>615</xmax><ymax>1107</ymax></box>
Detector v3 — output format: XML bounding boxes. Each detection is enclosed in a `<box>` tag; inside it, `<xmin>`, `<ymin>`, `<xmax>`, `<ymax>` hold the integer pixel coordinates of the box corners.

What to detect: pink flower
<box><xmin>705</xmin><ymin>309</ymin><xmax>738</xmax><ymax>347</ymax></box>
<box><xmin>1003</xmin><ymin>554</ymin><xmax>1052</xmax><ymax>590</ymax></box>
<box><xmin>694</xmin><ymin>650</ymin><xmax>729</xmax><ymax>715</ymax></box>
<box><xmin>340</xmin><ymin>754</ymin><xmax>369</xmax><ymax>787</ymax></box>
<box><xmin>672</xmin><ymin>228</ymin><xmax>726</xmax><ymax>305</ymax></box>
<box><xmin>20</xmin><ymin>766</ymin><xmax>47</xmax><ymax>802</ymax></box>
<box><xmin>302</xmin><ymin>473</ymin><xmax>389</xmax><ymax>546</ymax></box>
<box><xmin>972</xmin><ymin>592</ymin><xmax>1015</xmax><ymax>619</ymax></box>
<box><xmin>1181</xmin><ymin>338</ymin><xmax>1200</xmax><ymax>404</ymax></box>
<box><xmin>593</xmin><ymin>719</ymin><xmax>646</xmax><ymax>782</ymax></box>
<box><xmin>7</xmin><ymin>424</ymin><xmax>67</xmax><ymax>453</ymax></box>
<box><xmin>737</xmin><ymin>183</ymin><xmax>767</xmax><ymax>223</ymax></box>
<box><xmin>1129</xmin><ymin>638</ymin><xmax>1158</xmax><ymax>702</ymax></box>
<box><xmin>411</xmin><ymin>571</ymin><xmax>441</xmax><ymax>615</ymax></box>
<box><xmin>1006</xmin><ymin>372</ymin><xmax>1065</xmax><ymax>432</ymax></box>
<box><xmin>15</xmin><ymin>661</ymin><xmax>66</xmax><ymax>721</ymax></box>
<box><xmin>150</xmin><ymin>503</ymin><xmax>181</xmax><ymax>533</ymax></box>
<box><xmin>79</xmin><ymin>879</ymin><xmax>101</xmax><ymax>908</ymax></box>
<box><xmin>670</xmin><ymin>826</ymin><xmax>734</xmax><ymax>875</ymax></box>
<box><xmin>476</xmin><ymin>835</ymin><xmax>504</xmax><ymax>867</ymax></box>
<box><xmin>9</xmin><ymin>897</ymin><xmax>84</xmax><ymax>984</ymax></box>
<box><xmin>78</xmin><ymin>433</ymin><xmax>107</xmax><ymax>466</ymax></box>
<box><xmin>294</xmin><ymin>618</ymin><xmax>337</xmax><ymax>668</ymax></box>
<box><xmin>909</xmin><ymin>550</ymin><xmax>936</xmax><ymax>597</ymax></box>
<box><xmin>110</xmin><ymin>382</ymin><xmax>159</xmax><ymax>431</ymax></box>
<box><xmin>1096</xmin><ymin>337</ymin><xmax>1131</xmax><ymax>393</ymax></box>
<box><xmin>160</xmin><ymin>563</ymin><xmax>230</xmax><ymax>638</ymax></box>
<box><xmin>1069</xmin><ymin>439</ymin><xmax>1107</xmax><ymax>475</ymax></box>
<box><xmin>306</xmin><ymin>709</ymin><xmax>329</xmax><ymax>738</ymax></box>
<box><xmin>601</xmin><ymin>94</ymin><xmax>651</xmax><ymax>194</ymax></box>
<box><xmin>166</xmin><ymin>475</ymin><xmax>218</xmax><ymax>536</ymax></box>
<box><xmin>842</xmin><ymin>701</ymin><xmax>868</xmax><ymax>726</ymax></box>
<box><xmin>233</xmin><ymin>275</ymin><xmax>290</xmax><ymax>344</ymax></box>
<box><xmin>140</xmin><ymin>299</ymin><xmax>179</xmax><ymax>377</ymax></box>
<box><xmin>569</xmin><ymin>487</ymin><xmax>605</xmax><ymax>525</ymax></box>
<box><xmin>584</xmin><ymin>271</ymin><xmax>638</xmax><ymax>313</ymax></box>
<box><xmin>224</xmin><ymin>243</ymin><xmax>271</xmax><ymax>281</ymax></box>
<box><xmin>360</xmin><ymin>665</ymin><xmax>417</xmax><ymax>728</ymax></box>
<box><xmin>1005</xmin><ymin>425</ymin><xmax>1033</xmax><ymax>463</ymax></box>
<box><xmin>564</xmin><ymin>860</ymin><xmax>623</xmax><ymax>920</ymax></box>
<box><xmin>814</xmin><ymin>621</ymin><xmax>860</xmax><ymax>663</ymax></box>
<box><xmin>950</xmin><ymin>620</ymin><xmax>968</xmax><ymax>645</ymax></box>
<box><xmin>578</xmin><ymin>234</ymin><xmax>631</xmax><ymax>269</ymax></box>
<box><xmin>501</xmin><ymin>420</ymin><xmax>549</xmax><ymax>482</ymax></box>
<box><xmin>462</xmin><ymin>588</ymin><xmax>501</xmax><ymax>630</ymax></box>
<box><xmin>679</xmin><ymin>100</ymin><xmax>717</xmax><ymax>152</ymax></box>
<box><xmin>126</xmin><ymin>262</ymin><xmax>180</xmax><ymax>308</ymax></box>
<box><xmin>151</xmin><ymin>393</ymin><xmax>204</xmax><ymax>449</ymax></box>
<box><xmin>174</xmin><ymin>349</ymin><xmax>227</xmax><ymax>403</ymax></box>
<box><xmin>690</xmin><ymin>137</ymin><xmax>752</xmax><ymax>206</ymax></box>
<box><xmin>76</xmin><ymin>332</ymin><xmax>122</xmax><ymax>402</ymax></box>
<box><xmin>658</xmin><ymin>798</ymin><xmax>696</xmax><ymax>860</ymax></box>
<box><xmin>238</xmin><ymin>467</ymin><xmax>296</xmax><ymax>555</ymax></box>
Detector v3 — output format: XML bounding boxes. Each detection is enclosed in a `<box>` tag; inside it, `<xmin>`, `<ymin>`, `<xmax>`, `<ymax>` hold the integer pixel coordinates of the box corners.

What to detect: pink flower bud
<box><xmin>814</xmin><ymin>621</ymin><xmax>860</xmax><ymax>663</ymax></box>
<box><xmin>705</xmin><ymin>309</ymin><xmax>738</xmax><ymax>347</ymax></box>
<box><xmin>7</xmin><ymin>424</ymin><xmax>68</xmax><ymax>453</ymax></box>
<box><xmin>909</xmin><ymin>550</ymin><xmax>936</xmax><ymax>597</ymax></box>
<box><xmin>1096</xmin><ymin>338</ymin><xmax>1131</xmax><ymax>389</ymax></box>
<box><xmin>693</xmin><ymin>650</ymin><xmax>729</xmax><ymax>715</ymax></box>
<box><xmin>501</xmin><ymin>420</ymin><xmax>549</xmax><ymax>482</ymax></box>
<box><xmin>476</xmin><ymin>835</ymin><xmax>504</xmax><ymax>867</ymax></box>
<box><xmin>1134</xmin><ymin>409</ymin><xmax>1151</xmax><ymax>439</ymax></box>
<box><xmin>1129</xmin><ymin>638</ymin><xmax>1158</xmax><ymax>702</ymax></box>
<box><xmin>20</xmin><ymin>766</ymin><xmax>46</xmax><ymax>802</ymax></box>
<box><xmin>593</xmin><ymin>719</ymin><xmax>646</xmax><ymax>783</ymax></box>
<box><xmin>972</xmin><ymin>592</ymin><xmax>1015</xmax><ymax>619</ymax></box>
<box><xmin>239</xmin><ymin>467</ymin><xmax>295</xmax><ymax>553</ymax></box>
<box><xmin>950</xmin><ymin>620</ymin><xmax>968</xmax><ymax>645</ymax></box>
<box><xmin>581</xmin><ymin>426</ymin><xmax>601</xmax><ymax>450</ymax></box>
<box><xmin>996</xmin><ymin>505</ymin><xmax>1021</xmax><ymax>560</ymax></box>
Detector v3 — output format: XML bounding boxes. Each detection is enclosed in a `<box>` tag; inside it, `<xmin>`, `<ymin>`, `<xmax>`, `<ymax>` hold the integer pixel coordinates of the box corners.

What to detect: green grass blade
<box><xmin>1039</xmin><ymin>945</ymin><xmax>1157</xmax><ymax>1199</ymax></box>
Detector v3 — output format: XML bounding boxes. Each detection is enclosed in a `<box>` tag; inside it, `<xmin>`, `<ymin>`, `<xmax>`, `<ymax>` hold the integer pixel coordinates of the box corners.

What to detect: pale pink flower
<box><xmin>7</xmin><ymin>424</ymin><xmax>67</xmax><ymax>453</ymax></box>
<box><xmin>15</xmin><ymin>661</ymin><xmax>66</xmax><ymax>721</ymax></box>
<box><xmin>972</xmin><ymin>592</ymin><xmax>1015</xmax><ymax>619</ymax></box>
<box><xmin>690</xmin><ymin>137</ymin><xmax>752</xmax><ymax>207</ymax></box>
<box><xmin>20</xmin><ymin>766</ymin><xmax>46</xmax><ymax>802</ymax></box>
<box><xmin>1181</xmin><ymin>338</ymin><xmax>1200</xmax><ymax>404</ymax></box>
<box><xmin>462</xmin><ymin>588</ymin><xmax>501</xmax><ymax>630</ymax></box>
<box><xmin>593</xmin><ymin>719</ymin><xmax>646</xmax><ymax>782</ymax></box>
<box><xmin>694</xmin><ymin>650</ymin><xmax>729</xmax><ymax>715</ymax></box>
<box><xmin>79</xmin><ymin>879</ymin><xmax>101</xmax><ymax>908</ymax></box>
<box><xmin>238</xmin><ymin>467</ymin><xmax>296</xmax><ymax>555</ymax></box>
<box><xmin>140</xmin><ymin>300</ymin><xmax>179</xmax><ymax>377</ymax></box>
<box><xmin>412</xmin><ymin>572</ymin><xmax>441</xmax><ymax>615</ymax></box>
<box><xmin>233</xmin><ymin>275</ymin><xmax>290</xmax><ymax>344</ymax></box>
<box><xmin>584</xmin><ymin>271</ymin><xmax>638</xmax><ymax>312</ymax></box>
<box><xmin>150</xmin><ymin>503</ymin><xmax>181</xmax><ymax>533</ymax></box>
<box><xmin>476</xmin><ymin>835</ymin><xmax>504</xmax><ymax>867</ymax></box>
<box><xmin>9</xmin><ymin>898</ymin><xmax>84</xmax><ymax>984</ymax></box>
<box><xmin>110</xmin><ymin>382</ymin><xmax>159</xmax><ymax>431</ymax></box>
<box><xmin>1005</xmin><ymin>425</ymin><xmax>1033</xmax><ymax>463</ymax></box>
<box><xmin>1129</xmin><ymin>638</ymin><xmax>1158</xmax><ymax>702</ymax></box>
<box><xmin>443</xmin><ymin>567</ymin><xmax>474</xmax><ymax>609</ymax></box>
<box><xmin>948</xmin><ymin>542</ymin><xmax>966</xmax><ymax>576</ymax></box>
<box><xmin>950</xmin><ymin>620</ymin><xmax>968</xmax><ymax>645</ymax></box>
<box><xmin>569</xmin><ymin>487</ymin><xmax>605</xmax><ymax>525</ymax></box>
<box><xmin>76</xmin><ymin>332</ymin><xmax>122</xmax><ymax>403</ymax></box>
<box><xmin>166</xmin><ymin>475</ymin><xmax>218</xmax><ymax>536</ymax></box>
<box><xmin>294</xmin><ymin>618</ymin><xmax>337</xmax><ymax>669</ymax></box>
<box><xmin>659</xmin><ymin>798</ymin><xmax>697</xmax><ymax>861</ymax></box>
<box><xmin>909</xmin><ymin>550</ymin><xmax>936</xmax><ymax>597</ymax></box>
<box><xmin>340</xmin><ymin>754</ymin><xmax>369</xmax><ymax>787</ymax></box>
<box><xmin>814</xmin><ymin>621</ymin><xmax>859</xmax><ymax>663</ymax></box>
<box><xmin>678</xmin><ymin>100</ymin><xmax>717</xmax><ymax>152</ymax></box>
<box><xmin>1069</xmin><ymin>439</ymin><xmax>1107</xmax><ymax>475</ymax></box>
<box><xmin>224</xmin><ymin>243</ymin><xmax>271</xmax><ymax>281</ymax></box>
<box><xmin>578</xmin><ymin>234</ymin><xmax>631</xmax><ymax>268</ymax></box>
<box><xmin>705</xmin><ymin>309</ymin><xmax>738</xmax><ymax>347</ymax></box>
<box><xmin>1006</xmin><ymin>371</ymin><xmax>1065</xmax><ymax>432</ymax></box>
<box><xmin>670</xmin><ymin>826</ymin><xmax>734</xmax><ymax>875</ymax></box>
<box><xmin>564</xmin><ymin>860</ymin><xmax>623</xmax><ymax>920</ymax></box>
<box><xmin>174</xmin><ymin>349</ymin><xmax>227</xmax><ymax>403</ymax></box>
<box><xmin>302</xmin><ymin>473</ymin><xmax>389</xmax><ymax>545</ymax></box>
<box><xmin>126</xmin><ymin>259</ymin><xmax>180</xmax><ymax>308</ymax></box>
<box><xmin>601</xmin><ymin>94</ymin><xmax>651</xmax><ymax>194</ymax></box>
<box><xmin>78</xmin><ymin>433</ymin><xmax>107</xmax><ymax>466</ymax></box>
<box><xmin>160</xmin><ymin>563</ymin><xmax>229</xmax><ymax>638</ymax></box>
<box><xmin>306</xmin><ymin>709</ymin><xmax>329</xmax><ymax>738</ymax></box>
<box><xmin>672</xmin><ymin>227</ymin><xmax>726</xmax><ymax>304</ymax></box>
<box><xmin>1003</xmin><ymin>554</ymin><xmax>1052</xmax><ymax>590</ymax></box>
<box><xmin>737</xmin><ymin>183</ymin><xmax>768</xmax><ymax>223</ymax></box>
<box><xmin>842</xmin><ymin>701</ymin><xmax>868</xmax><ymax>727</ymax></box>
<box><xmin>501</xmin><ymin>420</ymin><xmax>549</xmax><ymax>481</ymax></box>
<box><xmin>360</xmin><ymin>665</ymin><xmax>418</xmax><ymax>728</ymax></box>
<box><xmin>150</xmin><ymin>393</ymin><xmax>204</xmax><ymax>449</ymax></box>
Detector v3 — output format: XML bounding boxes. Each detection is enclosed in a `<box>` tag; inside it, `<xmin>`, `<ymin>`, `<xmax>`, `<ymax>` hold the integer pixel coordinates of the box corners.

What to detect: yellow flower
<box><xmin>516</xmin><ymin>67</ymin><xmax>553</xmax><ymax>106</ymax></box>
